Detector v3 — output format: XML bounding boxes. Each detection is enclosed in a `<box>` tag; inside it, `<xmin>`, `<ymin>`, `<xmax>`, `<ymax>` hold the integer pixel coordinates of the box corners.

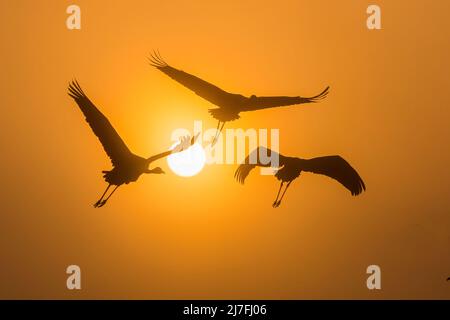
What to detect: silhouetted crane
<box><xmin>68</xmin><ymin>80</ymin><xmax>197</xmax><ymax>207</ymax></box>
<box><xmin>149</xmin><ymin>52</ymin><xmax>329</xmax><ymax>145</ymax></box>
<box><xmin>235</xmin><ymin>147</ymin><xmax>365</xmax><ymax>207</ymax></box>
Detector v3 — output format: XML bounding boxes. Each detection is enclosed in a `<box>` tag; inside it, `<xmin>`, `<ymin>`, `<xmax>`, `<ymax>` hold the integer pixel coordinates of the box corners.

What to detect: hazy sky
<box><xmin>0</xmin><ymin>0</ymin><xmax>449</xmax><ymax>299</ymax></box>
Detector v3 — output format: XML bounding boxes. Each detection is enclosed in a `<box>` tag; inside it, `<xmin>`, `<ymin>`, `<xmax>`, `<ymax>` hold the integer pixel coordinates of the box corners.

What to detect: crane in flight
<box><xmin>68</xmin><ymin>80</ymin><xmax>197</xmax><ymax>207</ymax></box>
<box><xmin>235</xmin><ymin>147</ymin><xmax>365</xmax><ymax>207</ymax></box>
<box><xmin>149</xmin><ymin>52</ymin><xmax>329</xmax><ymax>145</ymax></box>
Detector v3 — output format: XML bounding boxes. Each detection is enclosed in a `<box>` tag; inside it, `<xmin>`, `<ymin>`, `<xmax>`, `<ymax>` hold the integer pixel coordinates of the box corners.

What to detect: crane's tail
<box><xmin>304</xmin><ymin>86</ymin><xmax>330</xmax><ymax>103</ymax></box>
<box><xmin>208</xmin><ymin>109</ymin><xmax>240</xmax><ymax>121</ymax></box>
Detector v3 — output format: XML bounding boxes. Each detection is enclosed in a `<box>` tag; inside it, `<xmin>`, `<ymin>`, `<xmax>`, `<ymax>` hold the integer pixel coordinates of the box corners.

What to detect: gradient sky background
<box><xmin>1</xmin><ymin>0</ymin><xmax>449</xmax><ymax>299</ymax></box>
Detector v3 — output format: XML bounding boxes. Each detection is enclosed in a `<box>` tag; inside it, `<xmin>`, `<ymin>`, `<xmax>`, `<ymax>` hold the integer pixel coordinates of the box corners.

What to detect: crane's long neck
<box><xmin>147</xmin><ymin>150</ymin><xmax>172</xmax><ymax>164</ymax></box>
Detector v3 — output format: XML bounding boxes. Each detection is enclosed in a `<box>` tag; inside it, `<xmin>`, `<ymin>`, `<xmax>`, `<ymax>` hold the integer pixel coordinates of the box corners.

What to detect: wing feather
<box><xmin>243</xmin><ymin>86</ymin><xmax>329</xmax><ymax>111</ymax></box>
<box><xmin>302</xmin><ymin>155</ymin><xmax>365</xmax><ymax>196</ymax></box>
<box><xmin>149</xmin><ymin>53</ymin><xmax>236</xmax><ymax>107</ymax></box>
<box><xmin>68</xmin><ymin>80</ymin><xmax>133</xmax><ymax>167</ymax></box>
<box><xmin>234</xmin><ymin>147</ymin><xmax>285</xmax><ymax>184</ymax></box>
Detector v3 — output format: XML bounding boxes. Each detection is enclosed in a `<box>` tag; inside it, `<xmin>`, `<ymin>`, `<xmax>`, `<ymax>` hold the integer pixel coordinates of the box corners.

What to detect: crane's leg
<box><xmin>97</xmin><ymin>185</ymin><xmax>120</xmax><ymax>208</ymax></box>
<box><xmin>94</xmin><ymin>184</ymin><xmax>111</xmax><ymax>207</ymax></box>
<box><xmin>210</xmin><ymin>120</ymin><xmax>221</xmax><ymax>145</ymax></box>
<box><xmin>211</xmin><ymin>121</ymin><xmax>225</xmax><ymax>147</ymax></box>
<box><xmin>272</xmin><ymin>182</ymin><xmax>284</xmax><ymax>207</ymax></box>
<box><xmin>274</xmin><ymin>181</ymin><xmax>292</xmax><ymax>208</ymax></box>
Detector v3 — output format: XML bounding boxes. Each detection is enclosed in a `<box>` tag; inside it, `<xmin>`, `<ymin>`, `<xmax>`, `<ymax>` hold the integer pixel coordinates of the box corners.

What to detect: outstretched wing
<box><xmin>243</xmin><ymin>86</ymin><xmax>329</xmax><ymax>111</ymax></box>
<box><xmin>302</xmin><ymin>155</ymin><xmax>365</xmax><ymax>196</ymax></box>
<box><xmin>234</xmin><ymin>147</ymin><xmax>285</xmax><ymax>184</ymax></box>
<box><xmin>149</xmin><ymin>52</ymin><xmax>239</xmax><ymax>107</ymax></box>
<box><xmin>147</xmin><ymin>134</ymin><xmax>200</xmax><ymax>163</ymax></box>
<box><xmin>68</xmin><ymin>80</ymin><xmax>133</xmax><ymax>167</ymax></box>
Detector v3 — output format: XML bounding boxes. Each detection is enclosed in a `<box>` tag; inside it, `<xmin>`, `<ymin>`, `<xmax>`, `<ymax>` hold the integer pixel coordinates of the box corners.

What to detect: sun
<box><xmin>167</xmin><ymin>142</ymin><xmax>206</xmax><ymax>177</ymax></box>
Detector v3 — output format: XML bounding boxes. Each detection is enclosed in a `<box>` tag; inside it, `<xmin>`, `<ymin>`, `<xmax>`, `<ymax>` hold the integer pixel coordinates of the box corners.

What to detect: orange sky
<box><xmin>0</xmin><ymin>0</ymin><xmax>449</xmax><ymax>299</ymax></box>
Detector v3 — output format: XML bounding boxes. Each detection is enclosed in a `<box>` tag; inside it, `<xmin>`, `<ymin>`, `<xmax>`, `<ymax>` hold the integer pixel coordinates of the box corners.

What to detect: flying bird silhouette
<box><xmin>149</xmin><ymin>52</ymin><xmax>330</xmax><ymax>145</ymax></box>
<box><xmin>68</xmin><ymin>80</ymin><xmax>197</xmax><ymax>207</ymax></box>
<box><xmin>235</xmin><ymin>147</ymin><xmax>365</xmax><ymax>207</ymax></box>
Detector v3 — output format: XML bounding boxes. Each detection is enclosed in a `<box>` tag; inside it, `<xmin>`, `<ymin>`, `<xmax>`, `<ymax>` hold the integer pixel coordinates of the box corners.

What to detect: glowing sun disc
<box><xmin>167</xmin><ymin>142</ymin><xmax>206</xmax><ymax>177</ymax></box>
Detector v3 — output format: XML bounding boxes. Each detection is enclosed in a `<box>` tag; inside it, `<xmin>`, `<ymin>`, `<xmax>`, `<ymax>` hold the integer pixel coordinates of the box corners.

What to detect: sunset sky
<box><xmin>1</xmin><ymin>0</ymin><xmax>449</xmax><ymax>299</ymax></box>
